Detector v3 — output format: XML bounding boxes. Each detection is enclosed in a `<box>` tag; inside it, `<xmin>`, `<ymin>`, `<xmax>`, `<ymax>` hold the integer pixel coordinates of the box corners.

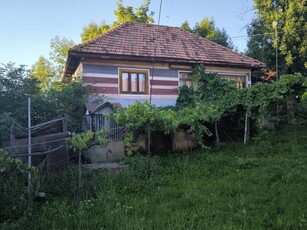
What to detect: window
<box><xmin>219</xmin><ymin>75</ymin><xmax>246</xmax><ymax>89</ymax></box>
<box><xmin>179</xmin><ymin>71</ymin><xmax>193</xmax><ymax>88</ymax></box>
<box><xmin>119</xmin><ymin>69</ymin><xmax>148</xmax><ymax>94</ymax></box>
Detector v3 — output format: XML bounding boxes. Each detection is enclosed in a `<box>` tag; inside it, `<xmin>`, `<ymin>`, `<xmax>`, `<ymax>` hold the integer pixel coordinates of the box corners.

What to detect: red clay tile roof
<box><xmin>64</xmin><ymin>22</ymin><xmax>264</xmax><ymax>77</ymax></box>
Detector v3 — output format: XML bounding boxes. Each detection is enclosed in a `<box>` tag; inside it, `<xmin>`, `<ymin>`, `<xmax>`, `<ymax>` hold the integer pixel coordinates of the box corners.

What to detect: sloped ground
<box><xmin>2</xmin><ymin>125</ymin><xmax>307</xmax><ymax>229</ymax></box>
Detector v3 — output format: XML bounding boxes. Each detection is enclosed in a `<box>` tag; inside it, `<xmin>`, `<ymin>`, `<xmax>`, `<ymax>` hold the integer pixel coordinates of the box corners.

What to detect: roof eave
<box><xmin>63</xmin><ymin>51</ymin><xmax>265</xmax><ymax>77</ymax></box>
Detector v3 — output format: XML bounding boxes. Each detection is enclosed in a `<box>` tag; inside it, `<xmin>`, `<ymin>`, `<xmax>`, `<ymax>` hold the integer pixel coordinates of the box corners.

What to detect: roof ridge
<box><xmin>70</xmin><ymin>22</ymin><xmax>134</xmax><ymax>52</ymax></box>
<box><xmin>178</xmin><ymin>27</ymin><xmax>263</xmax><ymax>65</ymax></box>
<box><xmin>203</xmin><ymin>36</ymin><xmax>263</xmax><ymax>64</ymax></box>
<box><xmin>63</xmin><ymin>22</ymin><xmax>265</xmax><ymax>77</ymax></box>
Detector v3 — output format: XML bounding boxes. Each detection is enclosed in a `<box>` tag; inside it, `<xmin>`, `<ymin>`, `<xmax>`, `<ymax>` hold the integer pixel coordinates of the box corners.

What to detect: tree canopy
<box><xmin>81</xmin><ymin>21</ymin><xmax>110</xmax><ymax>43</ymax></box>
<box><xmin>253</xmin><ymin>0</ymin><xmax>307</xmax><ymax>74</ymax></box>
<box><xmin>180</xmin><ymin>17</ymin><xmax>234</xmax><ymax>50</ymax></box>
<box><xmin>31</xmin><ymin>56</ymin><xmax>55</xmax><ymax>91</ymax></box>
<box><xmin>49</xmin><ymin>36</ymin><xmax>75</xmax><ymax>77</ymax></box>
<box><xmin>31</xmin><ymin>36</ymin><xmax>75</xmax><ymax>91</ymax></box>
<box><xmin>246</xmin><ymin>17</ymin><xmax>276</xmax><ymax>70</ymax></box>
<box><xmin>0</xmin><ymin>63</ymin><xmax>87</xmax><ymax>146</ymax></box>
<box><xmin>81</xmin><ymin>0</ymin><xmax>154</xmax><ymax>43</ymax></box>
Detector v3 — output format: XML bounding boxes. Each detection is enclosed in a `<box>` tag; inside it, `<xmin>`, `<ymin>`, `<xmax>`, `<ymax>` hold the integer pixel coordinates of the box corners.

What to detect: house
<box><xmin>62</xmin><ymin>22</ymin><xmax>264</xmax><ymax>110</ymax></box>
<box><xmin>62</xmin><ymin>22</ymin><xmax>264</xmax><ymax>159</ymax></box>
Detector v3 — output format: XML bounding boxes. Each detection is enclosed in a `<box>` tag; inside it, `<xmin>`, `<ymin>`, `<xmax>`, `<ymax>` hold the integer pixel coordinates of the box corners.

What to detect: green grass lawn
<box><xmin>3</xmin><ymin>125</ymin><xmax>307</xmax><ymax>229</ymax></box>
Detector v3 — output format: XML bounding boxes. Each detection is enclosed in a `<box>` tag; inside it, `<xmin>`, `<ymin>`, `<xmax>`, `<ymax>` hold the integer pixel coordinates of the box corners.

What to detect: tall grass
<box><xmin>1</xmin><ymin>125</ymin><xmax>307</xmax><ymax>229</ymax></box>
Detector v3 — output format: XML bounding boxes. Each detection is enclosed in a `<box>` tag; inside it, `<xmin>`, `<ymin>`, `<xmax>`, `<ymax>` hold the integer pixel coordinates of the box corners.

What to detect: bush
<box><xmin>0</xmin><ymin>149</ymin><xmax>30</xmax><ymax>223</ymax></box>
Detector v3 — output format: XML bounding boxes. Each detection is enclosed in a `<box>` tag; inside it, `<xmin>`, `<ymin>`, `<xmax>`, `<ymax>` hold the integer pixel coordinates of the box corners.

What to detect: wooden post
<box><xmin>78</xmin><ymin>150</ymin><xmax>82</xmax><ymax>201</ymax></box>
<box><xmin>147</xmin><ymin>123</ymin><xmax>152</xmax><ymax>177</ymax></box>
<box><xmin>244</xmin><ymin>113</ymin><xmax>249</xmax><ymax>144</ymax></box>
<box><xmin>62</xmin><ymin>117</ymin><xmax>67</xmax><ymax>134</ymax></box>
<box><xmin>28</xmin><ymin>98</ymin><xmax>32</xmax><ymax>193</ymax></box>
<box><xmin>215</xmin><ymin>122</ymin><xmax>220</xmax><ymax>149</ymax></box>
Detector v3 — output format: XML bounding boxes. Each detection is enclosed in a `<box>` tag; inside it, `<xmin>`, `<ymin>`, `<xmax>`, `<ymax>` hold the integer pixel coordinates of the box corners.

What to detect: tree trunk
<box><xmin>215</xmin><ymin>122</ymin><xmax>220</xmax><ymax>149</ymax></box>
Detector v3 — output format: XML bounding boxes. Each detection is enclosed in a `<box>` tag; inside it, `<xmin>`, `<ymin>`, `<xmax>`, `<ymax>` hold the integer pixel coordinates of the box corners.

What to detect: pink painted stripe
<box><xmin>151</xmin><ymin>88</ymin><xmax>178</xmax><ymax>95</ymax></box>
<box><xmin>83</xmin><ymin>76</ymin><xmax>118</xmax><ymax>84</ymax></box>
<box><xmin>150</xmin><ymin>80</ymin><xmax>178</xmax><ymax>86</ymax></box>
<box><xmin>88</xmin><ymin>86</ymin><xmax>118</xmax><ymax>94</ymax></box>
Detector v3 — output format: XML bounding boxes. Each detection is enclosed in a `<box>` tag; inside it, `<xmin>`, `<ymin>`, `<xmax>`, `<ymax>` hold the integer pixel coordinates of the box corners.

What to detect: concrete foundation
<box><xmin>83</xmin><ymin>141</ymin><xmax>125</xmax><ymax>163</ymax></box>
<box><xmin>172</xmin><ymin>129</ymin><xmax>198</xmax><ymax>151</ymax></box>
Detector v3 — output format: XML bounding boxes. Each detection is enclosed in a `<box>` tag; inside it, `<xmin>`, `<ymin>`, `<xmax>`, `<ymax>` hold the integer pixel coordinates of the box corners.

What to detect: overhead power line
<box><xmin>210</xmin><ymin>28</ymin><xmax>307</xmax><ymax>42</ymax></box>
<box><xmin>165</xmin><ymin>0</ymin><xmax>174</xmax><ymax>25</ymax></box>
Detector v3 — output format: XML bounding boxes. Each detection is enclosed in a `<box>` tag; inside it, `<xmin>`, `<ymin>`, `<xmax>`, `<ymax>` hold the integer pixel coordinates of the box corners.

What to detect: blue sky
<box><xmin>0</xmin><ymin>0</ymin><xmax>256</xmax><ymax>68</ymax></box>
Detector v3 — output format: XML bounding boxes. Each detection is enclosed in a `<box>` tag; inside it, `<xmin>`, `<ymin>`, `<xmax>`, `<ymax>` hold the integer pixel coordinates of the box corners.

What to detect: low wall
<box><xmin>83</xmin><ymin>141</ymin><xmax>125</xmax><ymax>163</ymax></box>
<box><xmin>172</xmin><ymin>129</ymin><xmax>198</xmax><ymax>151</ymax></box>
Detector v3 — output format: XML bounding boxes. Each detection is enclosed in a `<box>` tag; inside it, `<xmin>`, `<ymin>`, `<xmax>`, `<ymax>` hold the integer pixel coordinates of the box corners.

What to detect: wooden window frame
<box><xmin>179</xmin><ymin>71</ymin><xmax>193</xmax><ymax>88</ymax></box>
<box><xmin>218</xmin><ymin>74</ymin><xmax>246</xmax><ymax>89</ymax></box>
<box><xmin>119</xmin><ymin>69</ymin><xmax>149</xmax><ymax>94</ymax></box>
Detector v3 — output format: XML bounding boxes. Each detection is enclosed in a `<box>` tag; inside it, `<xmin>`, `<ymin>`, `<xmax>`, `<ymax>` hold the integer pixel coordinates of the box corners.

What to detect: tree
<box><xmin>214</xmin><ymin>28</ymin><xmax>234</xmax><ymax>50</ymax></box>
<box><xmin>0</xmin><ymin>63</ymin><xmax>87</xmax><ymax>146</ymax></box>
<box><xmin>81</xmin><ymin>0</ymin><xmax>154</xmax><ymax>42</ymax></box>
<box><xmin>245</xmin><ymin>16</ymin><xmax>285</xmax><ymax>81</ymax></box>
<box><xmin>81</xmin><ymin>21</ymin><xmax>110</xmax><ymax>43</ymax></box>
<box><xmin>113</xmin><ymin>0</ymin><xmax>154</xmax><ymax>27</ymax></box>
<box><xmin>194</xmin><ymin>17</ymin><xmax>216</xmax><ymax>40</ymax></box>
<box><xmin>253</xmin><ymin>0</ymin><xmax>307</xmax><ymax>74</ymax></box>
<box><xmin>49</xmin><ymin>82</ymin><xmax>87</xmax><ymax>132</ymax></box>
<box><xmin>180</xmin><ymin>20</ymin><xmax>192</xmax><ymax>32</ymax></box>
<box><xmin>31</xmin><ymin>36</ymin><xmax>75</xmax><ymax>87</ymax></box>
<box><xmin>49</xmin><ymin>36</ymin><xmax>75</xmax><ymax>77</ymax></box>
<box><xmin>31</xmin><ymin>56</ymin><xmax>55</xmax><ymax>91</ymax></box>
<box><xmin>184</xmin><ymin>17</ymin><xmax>234</xmax><ymax>50</ymax></box>
<box><xmin>246</xmin><ymin>17</ymin><xmax>275</xmax><ymax>69</ymax></box>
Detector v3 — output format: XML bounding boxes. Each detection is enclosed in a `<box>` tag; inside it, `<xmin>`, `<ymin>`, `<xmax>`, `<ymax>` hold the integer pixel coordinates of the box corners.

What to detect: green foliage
<box><xmin>0</xmin><ymin>149</ymin><xmax>34</xmax><ymax>223</ymax></box>
<box><xmin>81</xmin><ymin>21</ymin><xmax>110</xmax><ymax>43</ymax></box>
<box><xmin>113</xmin><ymin>101</ymin><xmax>181</xmax><ymax>150</ymax></box>
<box><xmin>175</xmin><ymin>85</ymin><xmax>195</xmax><ymax>109</ymax></box>
<box><xmin>253</xmin><ymin>0</ymin><xmax>307</xmax><ymax>74</ymax></box>
<box><xmin>178</xmin><ymin>65</ymin><xmax>307</xmax><ymax>143</ymax></box>
<box><xmin>277</xmin><ymin>73</ymin><xmax>306</xmax><ymax>95</ymax></box>
<box><xmin>49</xmin><ymin>36</ymin><xmax>75</xmax><ymax>76</ymax></box>
<box><xmin>69</xmin><ymin>129</ymin><xmax>111</xmax><ymax>153</ymax></box>
<box><xmin>0</xmin><ymin>63</ymin><xmax>40</xmax><ymax>136</ymax></box>
<box><xmin>3</xmin><ymin>125</ymin><xmax>307</xmax><ymax>229</ymax></box>
<box><xmin>48</xmin><ymin>81</ymin><xmax>87</xmax><ymax>132</ymax></box>
<box><xmin>0</xmin><ymin>149</ymin><xmax>28</xmax><ymax>173</ymax></box>
<box><xmin>113</xmin><ymin>0</ymin><xmax>154</xmax><ymax>27</ymax></box>
<box><xmin>180</xmin><ymin>20</ymin><xmax>192</xmax><ymax>32</ymax></box>
<box><xmin>123</xmin><ymin>132</ymin><xmax>134</xmax><ymax>155</ymax></box>
<box><xmin>0</xmin><ymin>64</ymin><xmax>87</xmax><ymax>145</ymax></box>
<box><xmin>194</xmin><ymin>17</ymin><xmax>216</xmax><ymax>40</ymax></box>
<box><xmin>246</xmin><ymin>17</ymin><xmax>279</xmax><ymax>71</ymax></box>
<box><xmin>114</xmin><ymin>65</ymin><xmax>307</xmax><ymax>150</ymax></box>
<box><xmin>192</xmin><ymin>17</ymin><xmax>234</xmax><ymax>50</ymax></box>
<box><xmin>69</xmin><ymin>131</ymin><xmax>94</xmax><ymax>151</ymax></box>
<box><xmin>178</xmin><ymin>102</ymin><xmax>216</xmax><ymax>147</ymax></box>
<box><xmin>96</xmin><ymin>128</ymin><xmax>111</xmax><ymax>148</ymax></box>
<box><xmin>181</xmin><ymin>17</ymin><xmax>235</xmax><ymax>49</ymax></box>
<box><xmin>113</xmin><ymin>101</ymin><xmax>178</xmax><ymax>134</ymax></box>
<box><xmin>80</xmin><ymin>0</ymin><xmax>154</xmax><ymax>42</ymax></box>
<box><xmin>31</xmin><ymin>35</ymin><xmax>75</xmax><ymax>91</ymax></box>
<box><xmin>31</xmin><ymin>56</ymin><xmax>55</xmax><ymax>91</ymax></box>
<box><xmin>177</xmin><ymin>64</ymin><xmax>238</xmax><ymax>119</ymax></box>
